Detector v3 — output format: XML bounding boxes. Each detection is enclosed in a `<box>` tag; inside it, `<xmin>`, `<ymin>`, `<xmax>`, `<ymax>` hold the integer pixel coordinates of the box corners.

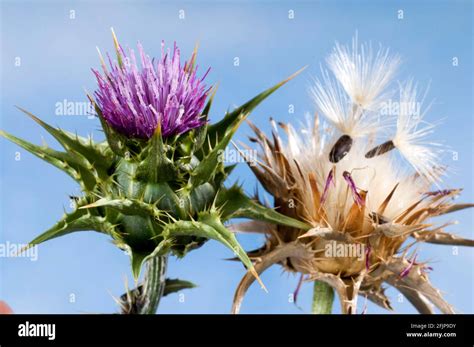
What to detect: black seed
<box><xmin>329</xmin><ymin>134</ymin><xmax>353</xmax><ymax>163</ymax></box>
<box><xmin>365</xmin><ymin>140</ymin><xmax>395</xmax><ymax>158</ymax></box>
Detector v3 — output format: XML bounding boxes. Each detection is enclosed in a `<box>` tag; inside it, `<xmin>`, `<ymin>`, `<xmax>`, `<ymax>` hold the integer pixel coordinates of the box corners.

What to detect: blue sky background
<box><xmin>0</xmin><ymin>0</ymin><xmax>472</xmax><ymax>314</ymax></box>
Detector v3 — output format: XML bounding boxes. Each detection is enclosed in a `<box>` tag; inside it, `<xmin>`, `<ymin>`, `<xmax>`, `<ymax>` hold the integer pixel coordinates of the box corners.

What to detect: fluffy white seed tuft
<box><xmin>393</xmin><ymin>80</ymin><xmax>443</xmax><ymax>184</ymax></box>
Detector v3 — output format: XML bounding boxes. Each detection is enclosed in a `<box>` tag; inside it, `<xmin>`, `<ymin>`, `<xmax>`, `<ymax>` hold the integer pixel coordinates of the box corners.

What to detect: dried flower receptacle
<box><xmin>232</xmin><ymin>36</ymin><xmax>473</xmax><ymax>314</ymax></box>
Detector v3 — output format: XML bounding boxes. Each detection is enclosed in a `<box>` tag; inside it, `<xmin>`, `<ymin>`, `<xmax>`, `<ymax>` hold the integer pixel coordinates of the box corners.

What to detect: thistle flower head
<box><xmin>93</xmin><ymin>40</ymin><xmax>209</xmax><ymax>139</ymax></box>
<box><xmin>231</xmin><ymin>37</ymin><xmax>473</xmax><ymax>315</ymax></box>
<box><xmin>1</xmin><ymin>29</ymin><xmax>308</xmax><ymax>299</ymax></box>
<box><xmin>233</xmin><ymin>114</ymin><xmax>473</xmax><ymax>314</ymax></box>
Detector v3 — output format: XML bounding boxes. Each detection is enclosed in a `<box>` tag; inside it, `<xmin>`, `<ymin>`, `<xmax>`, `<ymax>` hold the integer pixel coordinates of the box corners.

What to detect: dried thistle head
<box><xmin>232</xmin><ymin>36</ymin><xmax>473</xmax><ymax>314</ymax></box>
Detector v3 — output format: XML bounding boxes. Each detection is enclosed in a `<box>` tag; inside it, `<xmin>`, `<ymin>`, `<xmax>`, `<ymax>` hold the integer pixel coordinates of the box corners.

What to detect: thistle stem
<box><xmin>139</xmin><ymin>255</ymin><xmax>168</xmax><ymax>314</ymax></box>
<box><xmin>120</xmin><ymin>255</ymin><xmax>168</xmax><ymax>314</ymax></box>
<box><xmin>312</xmin><ymin>280</ymin><xmax>334</xmax><ymax>314</ymax></box>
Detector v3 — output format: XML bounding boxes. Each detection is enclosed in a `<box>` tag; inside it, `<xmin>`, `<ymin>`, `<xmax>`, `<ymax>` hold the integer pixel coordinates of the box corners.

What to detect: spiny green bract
<box><xmin>0</xmin><ymin>68</ymin><xmax>310</xmax><ymax>281</ymax></box>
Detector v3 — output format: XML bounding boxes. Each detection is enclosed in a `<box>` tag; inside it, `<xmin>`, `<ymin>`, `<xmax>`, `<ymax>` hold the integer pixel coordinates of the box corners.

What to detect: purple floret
<box><xmin>93</xmin><ymin>41</ymin><xmax>210</xmax><ymax>139</ymax></box>
<box><xmin>343</xmin><ymin>171</ymin><xmax>364</xmax><ymax>206</ymax></box>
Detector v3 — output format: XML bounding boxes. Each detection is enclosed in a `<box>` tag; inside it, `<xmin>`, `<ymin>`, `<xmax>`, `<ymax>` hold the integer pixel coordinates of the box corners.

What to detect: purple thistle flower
<box><xmin>92</xmin><ymin>41</ymin><xmax>210</xmax><ymax>139</ymax></box>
